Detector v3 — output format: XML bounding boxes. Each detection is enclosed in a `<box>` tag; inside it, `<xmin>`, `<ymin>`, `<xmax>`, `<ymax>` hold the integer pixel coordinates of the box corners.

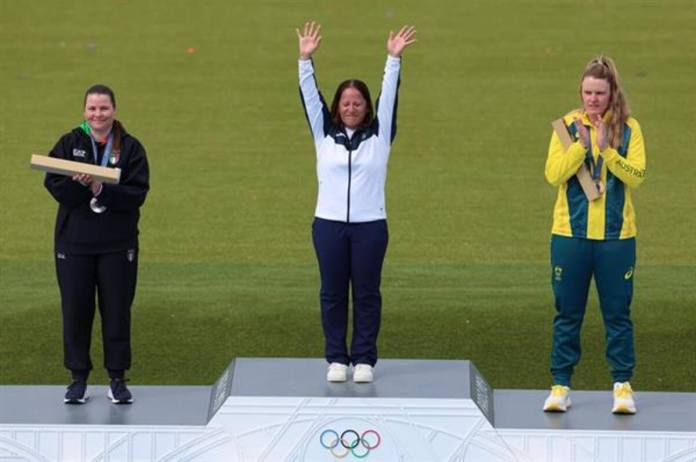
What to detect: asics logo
<box><xmin>319</xmin><ymin>428</ymin><xmax>381</xmax><ymax>458</ymax></box>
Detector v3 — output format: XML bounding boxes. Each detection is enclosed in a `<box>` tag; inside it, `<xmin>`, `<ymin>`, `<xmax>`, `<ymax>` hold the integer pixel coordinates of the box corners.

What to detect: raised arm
<box><xmin>377</xmin><ymin>26</ymin><xmax>417</xmax><ymax>144</ymax></box>
<box><xmin>297</xmin><ymin>21</ymin><xmax>330</xmax><ymax>143</ymax></box>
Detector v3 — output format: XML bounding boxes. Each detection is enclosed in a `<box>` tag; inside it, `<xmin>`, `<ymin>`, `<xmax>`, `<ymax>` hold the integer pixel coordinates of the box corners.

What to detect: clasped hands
<box><xmin>573</xmin><ymin>114</ymin><xmax>609</xmax><ymax>152</ymax></box>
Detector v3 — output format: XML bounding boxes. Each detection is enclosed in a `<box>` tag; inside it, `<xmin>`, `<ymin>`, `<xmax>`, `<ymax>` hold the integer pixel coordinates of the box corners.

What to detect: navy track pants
<box><xmin>312</xmin><ymin>218</ymin><xmax>388</xmax><ymax>366</ymax></box>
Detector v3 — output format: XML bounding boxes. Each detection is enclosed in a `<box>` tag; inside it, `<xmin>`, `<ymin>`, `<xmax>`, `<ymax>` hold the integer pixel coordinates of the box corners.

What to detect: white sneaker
<box><xmin>326</xmin><ymin>363</ymin><xmax>348</xmax><ymax>382</ymax></box>
<box><xmin>612</xmin><ymin>382</ymin><xmax>637</xmax><ymax>414</ymax></box>
<box><xmin>543</xmin><ymin>385</ymin><xmax>571</xmax><ymax>412</ymax></box>
<box><xmin>353</xmin><ymin>364</ymin><xmax>374</xmax><ymax>383</ymax></box>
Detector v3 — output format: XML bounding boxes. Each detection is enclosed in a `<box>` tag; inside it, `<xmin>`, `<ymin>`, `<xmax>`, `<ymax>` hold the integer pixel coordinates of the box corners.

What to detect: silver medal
<box><xmin>90</xmin><ymin>197</ymin><xmax>107</xmax><ymax>214</ymax></box>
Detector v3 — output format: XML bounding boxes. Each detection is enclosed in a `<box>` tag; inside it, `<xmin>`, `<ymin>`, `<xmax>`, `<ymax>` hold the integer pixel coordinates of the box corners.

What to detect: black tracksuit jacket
<box><xmin>44</xmin><ymin>125</ymin><xmax>149</xmax><ymax>254</ymax></box>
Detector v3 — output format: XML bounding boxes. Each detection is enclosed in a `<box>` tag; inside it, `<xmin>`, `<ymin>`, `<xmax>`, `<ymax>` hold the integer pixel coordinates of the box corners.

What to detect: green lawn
<box><xmin>1</xmin><ymin>0</ymin><xmax>694</xmax><ymax>390</ymax></box>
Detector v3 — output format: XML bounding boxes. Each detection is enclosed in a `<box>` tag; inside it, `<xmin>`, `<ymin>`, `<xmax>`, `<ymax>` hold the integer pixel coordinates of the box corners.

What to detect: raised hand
<box><xmin>387</xmin><ymin>25</ymin><xmax>417</xmax><ymax>58</ymax></box>
<box><xmin>296</xmin><ymin>21</ymin><xmax>322</xmax><ymax>60</ymax></box>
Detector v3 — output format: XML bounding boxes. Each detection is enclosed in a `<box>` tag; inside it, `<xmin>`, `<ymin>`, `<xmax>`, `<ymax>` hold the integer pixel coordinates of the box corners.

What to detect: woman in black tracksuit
<box><xmin>44</xmin><ymin>84</ymin><xmax>149</xmax><ymax>404</ymax></box>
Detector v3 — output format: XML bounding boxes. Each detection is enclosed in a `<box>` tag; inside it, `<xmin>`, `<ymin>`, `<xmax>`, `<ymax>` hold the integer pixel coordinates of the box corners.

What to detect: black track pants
<box><xmin>55</xmin><ymin>248</ymin><xmax>138</xmax><ymax>373</ymax></box>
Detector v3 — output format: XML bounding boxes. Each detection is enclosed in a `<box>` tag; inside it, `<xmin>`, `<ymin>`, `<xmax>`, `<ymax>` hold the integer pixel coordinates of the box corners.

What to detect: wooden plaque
<box><xmin>30</xmin><ymin>154</ymin><xmax>121</xmax><ymax>184</ymax></box>
<box><xmin>551</xmin><ymin>119</ymin><xmax>600</xmax><ymax>201</ymax></box>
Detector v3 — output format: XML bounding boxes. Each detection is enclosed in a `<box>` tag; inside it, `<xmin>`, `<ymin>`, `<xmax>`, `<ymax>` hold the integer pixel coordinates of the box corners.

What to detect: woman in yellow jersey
<box><xmin>542</xmin><ymin>56</ymin><xmax>646</xmax><ymax>414</ymax></box>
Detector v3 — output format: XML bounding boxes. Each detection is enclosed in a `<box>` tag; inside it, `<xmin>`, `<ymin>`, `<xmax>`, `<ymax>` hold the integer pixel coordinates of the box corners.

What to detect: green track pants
<box><xmin>550</xmin><ymin>235</ymin><xmax>636</xmax><ymax>387</ymax></box>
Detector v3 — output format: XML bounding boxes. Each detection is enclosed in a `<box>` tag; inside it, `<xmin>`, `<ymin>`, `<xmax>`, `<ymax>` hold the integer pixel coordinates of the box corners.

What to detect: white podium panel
<box><xmin>499</xmin><ymin>429</ymin><xmax>696</xmax><ymax>462</ymax></box>
<box><xmin>0</xmin><ymin>425</ymin><xmax>220</xmax><ymax>461</ymax></box>
<box><xmin>205</xmin><ymin>397</ymin><xmax>514</xmax><ymax>461</ymax></box>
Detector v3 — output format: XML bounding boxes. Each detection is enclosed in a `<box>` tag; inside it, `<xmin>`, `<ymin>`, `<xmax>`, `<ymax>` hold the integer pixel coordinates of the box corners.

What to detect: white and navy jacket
<box><xmin>299</xmin><ymin>56</ymin><xmax>401</xmax><ymax>223</ymax></box>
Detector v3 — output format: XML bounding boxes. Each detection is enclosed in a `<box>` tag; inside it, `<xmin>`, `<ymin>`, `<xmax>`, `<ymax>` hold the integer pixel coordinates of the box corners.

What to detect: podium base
<box><xmin>1</xmin><ymin>358</ymin><xmax>694</xmax><ymax>461</ymax></box>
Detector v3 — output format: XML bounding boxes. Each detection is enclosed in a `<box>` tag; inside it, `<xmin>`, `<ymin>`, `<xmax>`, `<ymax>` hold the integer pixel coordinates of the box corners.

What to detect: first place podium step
<box><xmin>1</xmin><ymin>358</ymin><xmax>695</xmax><ymax>462</ymax></box>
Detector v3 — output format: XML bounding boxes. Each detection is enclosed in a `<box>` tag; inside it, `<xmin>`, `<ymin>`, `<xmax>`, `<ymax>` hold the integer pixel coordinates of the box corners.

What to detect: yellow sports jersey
<box><xmin>545</xmin><ymin>111</ymin><xmax>646</xmax><ymax>240</ymax></box>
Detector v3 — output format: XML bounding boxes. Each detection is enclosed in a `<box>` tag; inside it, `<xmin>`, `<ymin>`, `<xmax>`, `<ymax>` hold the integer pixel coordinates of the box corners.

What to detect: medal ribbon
<box><xmin>588</xmin><ymin>152</ymin><xmax>603</xmax><ymax>182</ymax></box>
<box><xmin>89</xmin><ymin>132</ymin><xmax>113</xmax><ymax>167</ymax></box>
<box><xmin>583</xmin><ymin>131</ymin><xmax>604</xmax><ymax>183</ymax></box>
<box><xmin>85</xmin><ymin>126</ymin><xmax>116</xmax><ymax>214</ymax></box>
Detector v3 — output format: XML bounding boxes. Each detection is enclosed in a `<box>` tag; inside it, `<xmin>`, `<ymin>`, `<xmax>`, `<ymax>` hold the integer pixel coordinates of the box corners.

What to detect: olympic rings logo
<box><xmin>319</xmin><ymin>429</ymin><xmax>381</xmax><ymax>459</ymax></box>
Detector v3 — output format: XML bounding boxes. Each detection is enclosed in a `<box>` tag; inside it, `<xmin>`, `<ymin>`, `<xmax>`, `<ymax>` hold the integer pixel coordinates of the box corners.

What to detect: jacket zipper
<box><xmin>346</xmin><ymin>149</ymin><xmax>352</xmax><ymax>223</ymax></box>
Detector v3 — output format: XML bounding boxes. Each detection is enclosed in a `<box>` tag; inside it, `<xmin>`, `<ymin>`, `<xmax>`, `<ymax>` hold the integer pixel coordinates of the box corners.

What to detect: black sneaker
<box><xmin>108</xmin><ymin>378</ymin><xmax>133</xmax><ymax>404</ymax></box>
<box><xmin>64</xmin><ymin>380</ymin><xmax>88</xmax><ymax>404</ymax></box>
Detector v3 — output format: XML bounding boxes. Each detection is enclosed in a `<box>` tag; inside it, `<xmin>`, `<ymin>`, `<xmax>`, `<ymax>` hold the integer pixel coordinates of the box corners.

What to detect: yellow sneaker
<box><xmin>543</xmin><ymin>385</ymin><xmax>571</xmax><ymax>412</ymax></box>
<box><xmin>612</xmin><ymin>382</ymin><xmax>637</xmax><ymax>414</ymax></box>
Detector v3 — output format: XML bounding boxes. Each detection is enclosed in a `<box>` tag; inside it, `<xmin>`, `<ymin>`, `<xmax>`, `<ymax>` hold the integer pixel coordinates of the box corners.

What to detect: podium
<box><xmin>1</xmin><ymin>358</ymin><xmax>695</xmax><ymax>461</ymax></box>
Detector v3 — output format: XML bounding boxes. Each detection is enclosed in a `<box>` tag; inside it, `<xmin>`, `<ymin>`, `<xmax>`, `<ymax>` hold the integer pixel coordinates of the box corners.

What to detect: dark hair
<box><xmin>84</xmin><ymin>84</ymin><xmax>116</xmax><ymax>108</ymax></box>
<box><xmin>330</xmin><ymin>80</ymin><xmax>373</xmax><ymax>128</ymax></box>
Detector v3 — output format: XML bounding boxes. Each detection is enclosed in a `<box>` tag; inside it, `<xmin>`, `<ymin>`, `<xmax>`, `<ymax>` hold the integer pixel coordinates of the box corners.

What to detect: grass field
<box><xmin>1</xmin><ymin>0</ymin><xmax>695</xmax><ymax>391</ymax></box>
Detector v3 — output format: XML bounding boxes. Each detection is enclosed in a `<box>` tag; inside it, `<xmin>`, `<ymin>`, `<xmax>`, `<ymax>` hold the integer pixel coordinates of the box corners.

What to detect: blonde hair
<box><xmin>579</xmin><ymin>56</ymin><xmax>630</xmax><ymax>148</ymax></box>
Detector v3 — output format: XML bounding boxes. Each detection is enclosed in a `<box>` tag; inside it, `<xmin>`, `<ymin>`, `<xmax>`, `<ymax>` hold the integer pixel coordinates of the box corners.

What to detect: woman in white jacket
<box><xmin>297</xmin><ymin>22</ymin><xmax>416</xmax><ymax>383</ymax></box>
